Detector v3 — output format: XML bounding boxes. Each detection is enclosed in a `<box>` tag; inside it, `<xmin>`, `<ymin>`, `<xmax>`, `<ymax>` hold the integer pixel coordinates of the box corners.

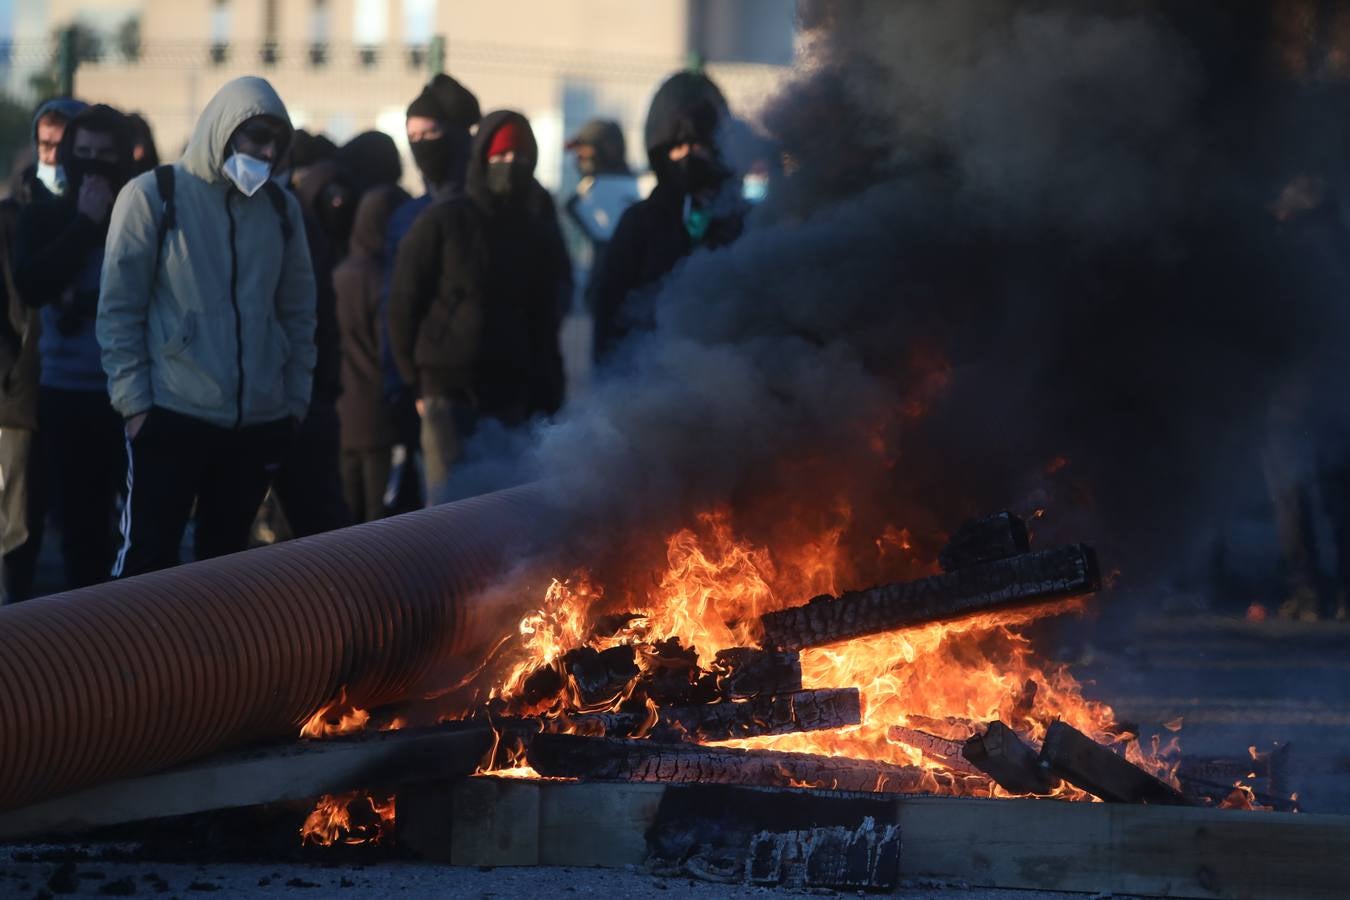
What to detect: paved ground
<box><xmin>0</xmin><ymin>854</ymin><xmax>1126</xmax><ymax>899</ymax></box>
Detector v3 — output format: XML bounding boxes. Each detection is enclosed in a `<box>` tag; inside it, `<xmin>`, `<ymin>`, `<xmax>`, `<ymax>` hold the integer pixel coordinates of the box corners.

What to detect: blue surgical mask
<box><xmin>36</xmin><ymin>162</ymin><xmax>65</xmax><ymax>196</ymax></box>
<box><xmin>222</xmin><ymin>152</ymin><xmax>272</xmax><ymax>197</ymax></box>
<box><xmin>742</xmin><ymin>174</ymin><xmax>769</xmax><ymax>204</ymax></box>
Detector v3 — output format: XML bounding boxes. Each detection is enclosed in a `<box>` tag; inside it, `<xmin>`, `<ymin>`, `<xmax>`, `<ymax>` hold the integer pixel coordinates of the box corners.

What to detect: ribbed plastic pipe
<box><xmin>0</xmin><ymin>482</ymin><xmax>551</xmax><ymax>812</ymax></box>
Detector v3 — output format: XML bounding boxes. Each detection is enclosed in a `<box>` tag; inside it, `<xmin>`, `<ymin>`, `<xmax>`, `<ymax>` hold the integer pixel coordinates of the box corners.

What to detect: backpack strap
<box><xmin>153</xmin><ymin>165</ymin><xmax>175</xmax><ymax>271</ymax></box>
<box><xmin>262</xmin><ymin>181</ymin><xmax>294</xmax><ymax>243</ymax></box>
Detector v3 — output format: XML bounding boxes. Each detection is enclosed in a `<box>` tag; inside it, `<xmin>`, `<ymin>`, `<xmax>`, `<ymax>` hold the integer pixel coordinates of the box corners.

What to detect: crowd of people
<box><xmin>0</xmin><ymin>67</ymin><xmax>751</xmax><ymax>602</ymax></box>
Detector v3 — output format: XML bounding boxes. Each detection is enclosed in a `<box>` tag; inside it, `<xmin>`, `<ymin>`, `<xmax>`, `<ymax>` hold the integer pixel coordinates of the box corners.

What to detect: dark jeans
<box><xmin>112</xmin><ymin>407</ymin><xmax>294</xmax><ymax>578</ymax></box>
<box><xmin>272</xmin><ymin>398</ymin><xmax>350</xmax><ymax>537</ymax></box>
<box><xmin>38</xmin><ymin>387</ymin><xmax>125</xmax><ymax>590</ymax></box>
<box><xmin>340</xmin><ymin>448</ymin><xmax>392</xmax><ymax>523</ymax></box>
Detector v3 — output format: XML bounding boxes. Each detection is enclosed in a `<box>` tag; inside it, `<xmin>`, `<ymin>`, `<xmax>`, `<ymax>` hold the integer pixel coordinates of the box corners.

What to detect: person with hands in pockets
<box><xmin>97</xmin><ymin>76</ymin><xmax>316</xmax><ymax>577</ymax></box>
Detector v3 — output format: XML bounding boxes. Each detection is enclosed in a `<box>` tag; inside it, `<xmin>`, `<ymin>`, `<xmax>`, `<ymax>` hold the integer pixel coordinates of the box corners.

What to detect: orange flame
<box><xmin>472</xmin><ymin>507</ymin><xmax>1182</xmax><ymax>800</ymax></box>
<box><xmin>299</xmin><ymin>792</ymin><xmax>395</xmax><ymax>846</ymax></box>
<box><xmin>300</xmin><ymin>688</ymin><xmax>371</xmax><ymax>739</ymax></box>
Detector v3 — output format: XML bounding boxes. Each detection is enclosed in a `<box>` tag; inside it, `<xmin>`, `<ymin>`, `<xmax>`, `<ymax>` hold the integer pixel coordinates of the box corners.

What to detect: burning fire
<box><xmin>299</xmin><ymin>791</ymin><xmax>396</xmax><ymax>846</ymax></box>
<box><xmin>473</xmin><ymin>506</ymin><xmax>1182</xmax><ymax>800</ymax></box>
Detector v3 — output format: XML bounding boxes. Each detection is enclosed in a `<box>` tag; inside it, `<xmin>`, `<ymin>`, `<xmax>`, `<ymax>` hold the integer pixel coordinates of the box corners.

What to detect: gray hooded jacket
<box><xmin>98</xmin><ymin>77</ymin><xmax>316</xmax><ymax>428</ymax></box>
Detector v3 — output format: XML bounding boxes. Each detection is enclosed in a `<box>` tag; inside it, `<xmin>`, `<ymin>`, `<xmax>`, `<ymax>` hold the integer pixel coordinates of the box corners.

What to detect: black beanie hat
<box><xmin>406</xmin><ymin>74</ymin><xmax>481</xmax><ymax>131</ymax></box>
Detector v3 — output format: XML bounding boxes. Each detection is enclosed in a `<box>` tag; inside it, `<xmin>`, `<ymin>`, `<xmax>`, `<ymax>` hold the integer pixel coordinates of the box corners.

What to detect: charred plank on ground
<box><xmin>760</xmin><ymin>544</ymin><xmax>1100</xmax><ymax>650</ymax></box>
<box><xmin>1040</xmin><ymin>721</ymin><xmax>1188</xmax><ymax>805</ymax></box>
<box><xmin>938</xmin><ymin>512</ymin><xmax>1031</xmax><ymax>572</ymax></box>
<box><xmin>527</xmin><ymin>733</ymin><xmax>937</xmax><ymax>794</ymax></box>
<box><xmin>962</xmin><ymin>721</ymin><xmax>1056</xmax><ymax>795</ymax></box>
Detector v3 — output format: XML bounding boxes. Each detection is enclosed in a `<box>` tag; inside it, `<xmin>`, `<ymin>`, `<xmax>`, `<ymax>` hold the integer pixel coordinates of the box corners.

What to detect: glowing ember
<box><xmin>299</xmin><ymin>791</ymin><xmax>395</xmax><ymax>846</ymax></box>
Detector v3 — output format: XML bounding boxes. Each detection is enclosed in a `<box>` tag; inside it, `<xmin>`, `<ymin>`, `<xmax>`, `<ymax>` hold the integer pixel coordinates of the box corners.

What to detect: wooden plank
<box><xmin>440</xmin><ymin>778</ymin><xmax>1350</xmax><ymax>899</ymax></box>
<box><xmin>962</xmin><ymin>721</ymin><xmax>1055</xmax><ymax>795</ymax></box>
<box><xmin>895</xmin><ymin>796</ymin><xmax>1350</xmax><ymax>899</ymax></box>
<box><xmin>760</xmin><ymin>543</ymin><xmax>1099</xmax><ymax>650</ymax></box>
<box><xmin>713</xmin><ymin>648</ymin><xmax>803</xmax><ymax>698</ymax></box>
<box><xmin>1041</xmin><ymin>720</ymin><xmax>1187</xmax><ymax>805</ymax></box>
<box><xmin>447</xmin><ymin>777</ymin><xmax>541</xmax><ymax>867</ymax></box>
<box><xmin>0</xmin><ymin>723</ymin><xmax>494</xmax><ymax>840</ymax></box>
<box><xmin>658</xmin><ymin>688</ymin><xmax>861</xmax><ymax>742</ymax></box>
<box><xmin>887</xmin><ymin>725</ymin><xmax>982</xmax><ymax>775</ymax></box>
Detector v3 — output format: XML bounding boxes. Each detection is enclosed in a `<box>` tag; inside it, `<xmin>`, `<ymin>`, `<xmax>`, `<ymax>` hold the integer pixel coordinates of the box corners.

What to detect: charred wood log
<box><xmin>886</xmin><ymin>726</ymin><xmax>981</xmax><ymax>775</ymax></box>
<box><xmin>962</xmin><ymin>721</ymin><xmax>1056</xmax><ymax>795</ymax></box>
<box><xmin>1176</xmin><ymin>744</ymin><xmax>1295</xmax><ymax>810</ymax></box>
<box><xmin>527</xmin><ymin>733</ymin><xmax>936</xmax><ymax>794</ymax></box>
<box><xmin>644</xmin><ymin>638</ymin><xmax>719</xmax><ymax>706</ymax></box>
<box><xmin>1040</xmin><ymin>721</ymin><xmax>1188</xmax><ymax>805</ymax></box>
<box><xmin>713</xmin><ymin>648</ymin><xmax>803</xmax><ymax>699</ymax></box>
<box><xmin>564</xmin><ymin>689</ymin><xmax>861</xmax><ymax>742</ymax></box>
<box><xmin>938</xmin><ymin>512</ymin><xmax>1030</xmax><ymax>572</ymax></box>
<box><xmin>760</xmin><ymin>544</ymin><xmax>1100</xmax><ymax>650</ymax></box>
<box><xmin>661</xmin><ymin>689</ymin><xmax>861</xmax><ymax>742</ymax></box>
<box><xmin>564</xmin><ymin>646</ymin><xmax>639</xmax><ymax>707</ymax></box>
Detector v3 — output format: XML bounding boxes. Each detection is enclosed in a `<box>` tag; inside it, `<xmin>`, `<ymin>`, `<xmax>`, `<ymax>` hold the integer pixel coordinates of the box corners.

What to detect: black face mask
<box><xmin>66</xmin><ymin>156</ymin><xmax>127</xmax><ymax>199</ymax></box>
<box><xmin>670</xmin><ymin>153</ymin><xmax>726</xmax><ymax>197</ymax></box>
<box><xmin>486</xmin><ymin>160</ymin><xmax>532</xmax><ymax>198</ymax></box>
<box><xmin>411</xmin><ymin>135</ymin><xmax>455</xmax><ymax>186</ymax></box>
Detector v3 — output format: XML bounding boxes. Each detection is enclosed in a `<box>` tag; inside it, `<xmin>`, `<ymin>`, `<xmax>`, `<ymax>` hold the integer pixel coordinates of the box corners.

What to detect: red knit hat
<box><xmin>487</xmin><ymin>121</ymin><xmax>525</xmax><ymax>158</ymax></box>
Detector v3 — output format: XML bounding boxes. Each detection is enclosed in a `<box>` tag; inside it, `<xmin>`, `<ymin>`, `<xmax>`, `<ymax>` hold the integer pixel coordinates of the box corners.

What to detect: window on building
<box><xmin>354</xmin><ymin>0</ymin><xmax>388</xmax><ymax>67</ymax></box>
<box><xmin>310</xmin><ymin>0</ymin><xmax>331</xmax><ymax>66</ymax></box>
<box><xmin>210</xmin><ymin>0</ymin><xmax>230</xmax><ymax>65</ymax></box>
<box><xmin>404</xmin><ymin>0</ymin><xmax>435</xmax><ymax>67</ymax></box>
<box><xmin>261</xmin><ymin>0</ymin><xmax>279</xmax><ymax>65</ymax></box>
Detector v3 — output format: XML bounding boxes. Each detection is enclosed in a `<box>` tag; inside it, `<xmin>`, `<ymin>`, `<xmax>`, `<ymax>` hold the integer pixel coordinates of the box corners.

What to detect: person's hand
<box><xmin>125</xmin><ymin>412</ymin><xmax>148</xmax><ymax>440</ymax></box>
<box><xmin>415</xmin><ymin>397</ymin><xmax>425</xmax><ymax>418</ymax></box>
<box><xmin>78</xmin><ymin>176</ymin><xmax>114</xmax><ymax>224</ymax></box>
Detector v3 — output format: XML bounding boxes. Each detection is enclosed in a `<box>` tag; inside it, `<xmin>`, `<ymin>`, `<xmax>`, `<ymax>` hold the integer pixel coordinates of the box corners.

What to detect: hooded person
<box><xmin>125</xmin><ymin>112</ymin><xmax>160</xmax><ymax>177</ymax></box>
<box><xmin>590</xmin><ymin>71</ymin><xmax>745</xmax><ymax>361</ymax></box>
<box><xmin>97</xmin><ymin>76</ymin><xmax>317</xmax><ymax>577</ymax></box>
<box><xmin>337</xmin><ymin>130</ymin><xmax>403</xmax><ymax>199</ymax></box>
<box><xmin>564</xmin><ymin>118</ymin><xmax>640</xmax><ymax>326</ymax></box>
<box><xmin>379</xmin><ymin>73</ymin><xmax>480</xmax><ymax>513</ymax></box>
<box><xmin>0</xmin><ymin>98</ymin><xmax>86</xmax><ymax>600</ymax></box>
<box><xmin>388</xmin><ymin>110</ymin><xmax>572</xmax><ymax>505</ymax></box>
<box><xmin>334</xmin><ymin>183</ymin><xmax>409</xmax><ymax>521</ymax></box>
<box><xmin>10</xmin><ymin>104</ymin><xmax>134</xmax><ymax>590</ymax></box>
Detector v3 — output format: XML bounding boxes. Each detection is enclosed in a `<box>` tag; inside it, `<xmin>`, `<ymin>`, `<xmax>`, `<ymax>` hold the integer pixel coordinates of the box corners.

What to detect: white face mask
<box><xmin>36</xmin><ymin>162</ymin><xmax>65</xmax><ymax>196</ymax></box>
<box><xmin>222</xmin><ymin>152</ymin><xmax>272</xmax><ymax>197</ymax></box>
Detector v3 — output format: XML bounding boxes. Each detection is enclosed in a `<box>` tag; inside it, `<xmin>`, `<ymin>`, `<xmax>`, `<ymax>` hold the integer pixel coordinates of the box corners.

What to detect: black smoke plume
<box><xmin>451</xmin><ymin>1</ymin><xmax>1350</xmax><ymax>601</ymax></box>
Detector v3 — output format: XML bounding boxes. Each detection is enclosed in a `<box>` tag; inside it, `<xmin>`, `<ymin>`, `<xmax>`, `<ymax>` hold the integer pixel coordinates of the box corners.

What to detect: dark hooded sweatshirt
<box><xmin>334</xmin><ymin>184</ymin><xmax>409</xmax><ymax>449</ymax></box>
<box><xmin>15</xmin><ymin>105</ymin><xmax>135</xmax><ymax>394</ymax></box>
<box><xmin>0</xmin><ymin>98</ymin><xmax>88</xmax><ymax>427</ymax></box>
<box><xmin>591</xmin><ymin>72</ymin><xmax>744</xmax><ymax>361</ymax></box>
<box><xmin>388</xmin><ymin>110</ymin><xmax>572</xmax><ymax>418</ymax></box>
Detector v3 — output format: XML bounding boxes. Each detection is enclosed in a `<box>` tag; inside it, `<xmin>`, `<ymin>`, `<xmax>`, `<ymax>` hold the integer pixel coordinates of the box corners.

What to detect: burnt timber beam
<box><xmin>760</xmin><ymin>543</ymin><xmax>1100</xmax><ymax>650</ymax></box>
<box><xmin>961</xmin><ymin>721</ymin><xmax>1056</xmax><ymax>795</ymax></box>
<box><xmin>713</xmin><ymin>648</ymin><xmax>803</xmax><ymax>698</ymax></box>
<box><xmin>886</xmin><ymin>725</ymin><xmax>982</xmax><ymax>775</ymax></box>
<box><xmin>659</xmin><ymin>688</ymin><xmax>861</xmax><ymax>742</ymax></box>
<box><xmin>1040</xmin><ymin>720</ymin><xmax>1188</xmax><ymax>805</ymax></box>
<box><xmin>526</xmin><ymin>732</ymin><xmax>936</xmax><ymax>794</ymax></box>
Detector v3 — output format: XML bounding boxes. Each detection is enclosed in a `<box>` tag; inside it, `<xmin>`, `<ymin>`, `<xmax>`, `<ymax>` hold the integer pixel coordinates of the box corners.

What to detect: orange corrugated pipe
<box><xmin>0</xmin><ymin>483</ymin><xmax>550</xmax><ymax>812</ymax></box>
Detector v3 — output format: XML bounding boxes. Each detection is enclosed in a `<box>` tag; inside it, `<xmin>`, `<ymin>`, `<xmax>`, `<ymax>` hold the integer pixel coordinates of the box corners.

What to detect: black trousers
<box><xmin>272</xmin><ymin>398</ymin><xmax>350</xmax><ymax>537</ymax></box>
<box><xmin>37</xmin><ymin>387</ymin><xmax>125</xmax><ymax>590</ymax></box>
<box><xmin>112</xmin><ymin>407</ymin><xmax>293</xmax><ymax>578</ymax></box>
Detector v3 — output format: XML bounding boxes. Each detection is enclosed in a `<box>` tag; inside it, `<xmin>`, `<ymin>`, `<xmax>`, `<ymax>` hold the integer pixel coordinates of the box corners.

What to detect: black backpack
<box><xmin>153</xmin><ymin>164</ymin><xmax>293</xmax><ymax>270</ymax></box>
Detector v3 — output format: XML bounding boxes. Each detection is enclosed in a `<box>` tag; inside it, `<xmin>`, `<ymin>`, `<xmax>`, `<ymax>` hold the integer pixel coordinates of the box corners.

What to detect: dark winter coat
<box><xmin>388</xmin><ymin>110</ymin><xmax>572</xmax><ymax>418</ymax></box>
<box><xmin>335</xmin><ymin>184</ymin><xmax>408</xmax><ymax>449</ymax></box>
<box><xmin>591</xmin><ymin>72</ymin><xmax>744</xmax><ymax>361</ymax></box>
<box><xmin>0</xmin><ymin>172</ymin><xmax>44</xmax><ymax>428</ymax></box>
